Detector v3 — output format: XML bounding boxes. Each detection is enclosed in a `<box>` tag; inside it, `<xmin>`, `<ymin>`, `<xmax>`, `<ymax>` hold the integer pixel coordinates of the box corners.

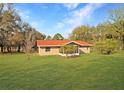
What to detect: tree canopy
<box><xmin>0</xmin><ymin>4</ymin><xmax>45</xmax><ymax>54</ymax></box>
<box><xmin>46</xmin><ymin>35</ymin><xmax>52</xmax><ymax>40</ymax></box>
<box><xmin>53</xmin><ymin>33</ymin><xmax>64</xmax><ymax>40</ymax></box>
<box><xmin>69</xmin><ymin>6</ymin><xmax>124</xmax><ymax>54</ymax></box>
<box><xmin>0</xmin><ymin>4</ymin><xmax>123</xmax><ymax>55</ymax></box>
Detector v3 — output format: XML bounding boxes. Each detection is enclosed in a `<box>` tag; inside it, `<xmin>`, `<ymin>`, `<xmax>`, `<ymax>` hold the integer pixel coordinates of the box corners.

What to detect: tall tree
<box><xmin>22</xmin><ymin>23</ymin><xmax>35</xmax><ymax>59</ymax></box>
<box><xmin>108</xmin><ymin>7</ymin><xmax>124</xmax><ymax>48</ymax></box>
<box><xmin>53</xmin><ymin>33</ymin><xmax>64</xmax><ymax>40</ymax></box>
<box><xmin>0</xmin><ymin>4</ymin><xmax>18</xmax><ymax>52</ymax></box>
<box><xmin>46</xmin><ymin>35</ymin><xmax>52</xmax><ymax>40</ymax></box>
<box><xmin>22</xmin><ymin>22</ymin><xmax>45</xmax><ymax>59</ymax></box>
<box><xmin>0</xmin><ymin>3</ymin><xmax>45</xmax><ymax>53</ymax></box>
<box><xmin>69</xmin><ymin>25</ymin><xmax>92</xmax><ymax>41</ymax></box>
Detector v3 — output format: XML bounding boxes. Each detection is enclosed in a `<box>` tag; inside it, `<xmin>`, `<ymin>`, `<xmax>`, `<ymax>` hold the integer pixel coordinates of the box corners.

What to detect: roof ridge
<box><xmin>37</xmin><ymin>40</ymin><xmax>93</xmax><ymax>46</ymax></box>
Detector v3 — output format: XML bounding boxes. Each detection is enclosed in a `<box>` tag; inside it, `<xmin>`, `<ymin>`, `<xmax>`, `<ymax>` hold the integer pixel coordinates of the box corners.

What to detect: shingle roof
<box><xmin>37</xmin><ymin>40</ymin><xmax>93</xmax><ymax>47</ymax></box>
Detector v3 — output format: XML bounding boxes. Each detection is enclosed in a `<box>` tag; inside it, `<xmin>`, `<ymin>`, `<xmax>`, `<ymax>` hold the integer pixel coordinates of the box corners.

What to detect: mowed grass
<box><xmin>0</xmin><ymin>51</ymin><xmax>124</xmax><ymax>90</ymax></box>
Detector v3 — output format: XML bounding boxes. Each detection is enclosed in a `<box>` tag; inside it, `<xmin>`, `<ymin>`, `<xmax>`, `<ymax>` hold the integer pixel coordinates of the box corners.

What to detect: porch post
<box><xmin>78</xmin><ymin>45</ymin><xmax>80</xmax><ymax>54</ymax></box>
<box><xmin>38</xmin><ymin>46</ymin><xmax>40</xmax><ymax>55</ymax></box>
<box><xmin>63</xmin><ymin>47</ymin><xmax>64</xmax><ymax>54</ymax></box>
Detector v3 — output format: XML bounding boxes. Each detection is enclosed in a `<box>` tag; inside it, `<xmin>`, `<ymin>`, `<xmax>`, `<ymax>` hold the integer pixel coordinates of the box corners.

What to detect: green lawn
<box><xmin>0</xmin><ymin>51</ymin><xmax>124</xmax><ymax>90</ymax></box>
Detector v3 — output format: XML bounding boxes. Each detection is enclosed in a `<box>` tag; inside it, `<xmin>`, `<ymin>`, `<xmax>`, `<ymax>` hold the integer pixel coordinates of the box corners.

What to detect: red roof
<box><xmin>37</xmin><ymin>40</ymin><xmax>93</xmax><ymax>47</ymax></box>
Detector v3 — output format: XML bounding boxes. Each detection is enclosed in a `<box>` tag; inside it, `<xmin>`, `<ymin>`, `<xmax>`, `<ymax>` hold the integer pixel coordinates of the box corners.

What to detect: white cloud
<box><xmin>30</xmin><ymin>20</ymin><xmax>46</xmax><ymax>32</ymax></box>
<box><xmin>15</xmin><ymin>4</ymin><xmax>105</xmax><ymax>38</ymax></box>
<box><xmin>40</xmin><ymin>5</ymin><xmax>48</xmax><ymax>9</ymax></box>
<box><xmin>31</xmin><ymin>20</ymin><xmax>45</xmax><ymax>27</ymax></box>
<box><xmin>16</xmin><ymin>8</ymin><xmax>46</xmax><ymax>32</ymax></box>
<box><xmin>67</xmin><ymin>3</ymin><xmax>105</xmax><ymax>26</ymax></box>
<box><xmin>63</xmin><ymin>3</ymin><xmax>79</xmax><ymax>10</ymax></box>
<box><xmin>56</xmin><ymin>22</ymin><xmax>65</xmax><ymax>29</ymax></box>
<box><xmin>62</xmin><ymin>4</ymin><xmax>105</xmax><ymax>30</ymax></box>
<box><xmin>54</xmin><ymin>3</ymin><xmax>105</xmax><ymax>38</ymax></box>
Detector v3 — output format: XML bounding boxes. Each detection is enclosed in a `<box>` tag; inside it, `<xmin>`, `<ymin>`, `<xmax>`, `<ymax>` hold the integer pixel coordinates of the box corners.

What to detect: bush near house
<box><xmin>95</xmin><ymin>39</ymin><xmax>119</xmax><ymax>54</ymax></box>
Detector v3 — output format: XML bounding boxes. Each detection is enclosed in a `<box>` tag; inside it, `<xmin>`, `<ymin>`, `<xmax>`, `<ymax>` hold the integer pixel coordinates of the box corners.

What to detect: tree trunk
<box><xmin>122</xmin><ymin>35</ymin><xmax>124</xmax><ymax>49</ymax></box>
<box><xmin>17</xmin><ymin>46</ymin><xmax>21</xmax><ymax>52</ymax></box>
<box><xmin>7</xmin><ymin>47</ymin><xmax>10</xmax><ymax>52</ymax></box>
<box><xmin>10</xmin><ymin>47</ymin><xmax>12</xmax><ymax>54</ymax></box>
<box><xmin>1</xmin><ymin>46</ymin><xmax>4</xmax><ymax>53</ymax></box>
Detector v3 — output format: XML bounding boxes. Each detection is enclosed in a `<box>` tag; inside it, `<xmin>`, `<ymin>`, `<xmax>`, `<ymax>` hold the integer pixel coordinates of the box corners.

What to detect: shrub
<box><xmin>95</xmin><ymin>39</ymin><xmax>119</xmax><ymax>54</ymax></box>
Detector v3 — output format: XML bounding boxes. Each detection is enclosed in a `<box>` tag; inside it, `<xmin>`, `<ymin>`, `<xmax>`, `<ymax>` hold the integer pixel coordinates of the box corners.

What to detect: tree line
<box><xmin>0</xmin><ymin>4</ymin><xmax>47</xmax><ymax>54</ymax></box>
<box><xmin>46</xmin><ymin>33</ymin><xmax>64</xmax><ymax>40</ymax></box>
<box><xmin>0</xmin><ymin>4</ymin><xmax>124</xmax><ymax>55</ymax></box>
<box><xmin>69</xmin><ymin>7</ymin><xmax>124</xmax><ymax>54</ymax></box>
<box><xmin>0</xmin><ymin>4</ymin><xmax>65</xmax><ymax>54</ymax></box>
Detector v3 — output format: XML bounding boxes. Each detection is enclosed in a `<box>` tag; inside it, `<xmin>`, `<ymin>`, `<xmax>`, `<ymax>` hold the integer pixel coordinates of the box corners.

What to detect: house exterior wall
<box><xmin>38</xmin><ymin>46</ymin><xmax>60</xmax><ymax>55</ymax></box>
<box><xmin>79</xmin><ymin>46</ymin><xmax>90</xmax><ymax>53</ymax></box>
<box><xmin>38</xmin><ymin>46</ymin><xmax>91</xmax><ymax>56</ymax></box>
<box><xmin>67</xmin><ymin>43</ymin><xmax>90</xmax><ymax>53</ymax></box>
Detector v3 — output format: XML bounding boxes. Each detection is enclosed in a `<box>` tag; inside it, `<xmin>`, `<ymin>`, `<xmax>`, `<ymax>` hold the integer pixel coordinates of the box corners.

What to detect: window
<box><xmin>45</xmin><ymin>47</ymin><xmax>51</xmax><ymax>52</ymax></box>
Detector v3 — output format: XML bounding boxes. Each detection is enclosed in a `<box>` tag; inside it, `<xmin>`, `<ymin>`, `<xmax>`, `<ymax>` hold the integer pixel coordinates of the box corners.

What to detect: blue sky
<box><xmin>14</xmin><ymin>3</ymin><xmax>124</xmax><ymax>38</ymax></box>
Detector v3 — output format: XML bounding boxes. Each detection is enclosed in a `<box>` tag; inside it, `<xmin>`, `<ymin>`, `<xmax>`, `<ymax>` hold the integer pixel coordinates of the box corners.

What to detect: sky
<box><xmin>14</xmin><ymin>3</ymin><xmax>124</xmax><ymax>38</ymax></box>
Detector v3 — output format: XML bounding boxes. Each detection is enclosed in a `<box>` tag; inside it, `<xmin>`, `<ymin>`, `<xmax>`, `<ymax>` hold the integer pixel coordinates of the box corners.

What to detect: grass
<box><xmin>0</xmin><ymin>51</ymin><xmax>124</xmax><ymax>90</ymax></box>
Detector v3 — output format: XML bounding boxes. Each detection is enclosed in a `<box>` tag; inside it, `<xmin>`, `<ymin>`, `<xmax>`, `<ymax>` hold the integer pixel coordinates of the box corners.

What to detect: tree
<box><xmin>22</xmin><ymin>22</ymin><xmax>45</xmax><ymax>59</ymax></box>
<box><xmin>41</xmin><ymin>34</ymin><xmax>46</xmax><ymax>40</ymax></box>
<box><xmin>46</xmin><ymin>35</ymin><xmax>52</xmax><ymax>40</ymax></box>
<box><xmin>0</xmin><ymin>4</ymin><xmax>20</xmax><ymax>53</ymax></box>
<box><xmin>108</xmin><ymin>7</ymin><xmax>124</xmax><ymax>48</ymax></box>
<box><xmin>69</xmin><ymin>25</ymin><xmax>92</xmax><ymax>41</ymax></box>
<box><xmin>22</xmin><ymin>23</ymin><xmax>35</xmax><ymax>59</ymax></box>
<box><xmin>53</xmin><ymin>33</ymin><xmax>64</xmax><ymax>40</ymax></box>
<box><xmin>0</xmin><ymin>3</ymin><xmax>45</xmax><ymax>54</ymax></box>
<box><xmin>95</xmin><ymin>39</ymin><xmax>119</xmax><ymax>54</ymax></box>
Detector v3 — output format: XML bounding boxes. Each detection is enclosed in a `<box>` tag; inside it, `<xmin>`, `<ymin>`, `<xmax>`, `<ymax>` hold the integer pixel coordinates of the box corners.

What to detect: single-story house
<box><xmin>37</xmin><ymin>40</ymin><xmax>93</xmax><ymax>56</ymax></box>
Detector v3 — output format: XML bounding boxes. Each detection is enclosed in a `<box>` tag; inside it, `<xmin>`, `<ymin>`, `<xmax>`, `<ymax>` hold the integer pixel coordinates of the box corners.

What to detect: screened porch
<box><xmin>59</xmin><ymin>45</ymin><xmax>80</xmax><ymax>57</ymax></box>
